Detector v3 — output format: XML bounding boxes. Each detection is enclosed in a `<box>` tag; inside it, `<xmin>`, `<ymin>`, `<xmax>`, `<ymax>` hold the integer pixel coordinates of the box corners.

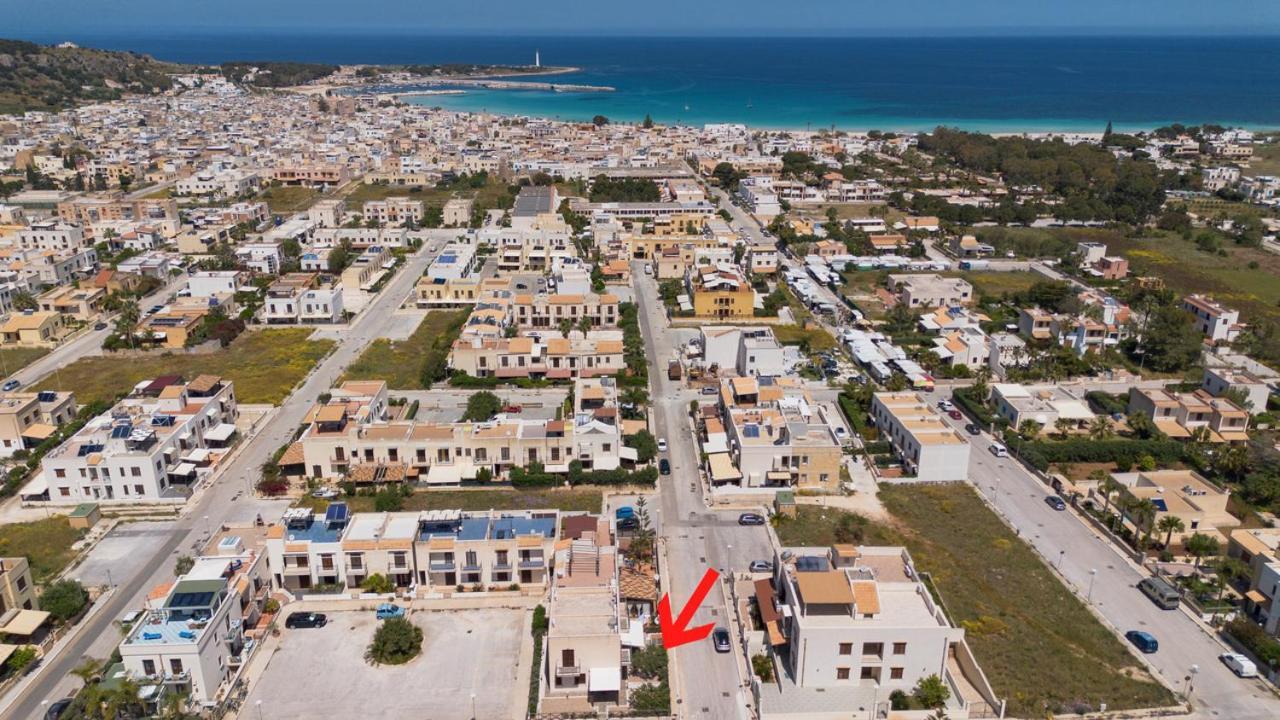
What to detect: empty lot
<box><xmin>245</xmin><ymin>608</ymin><xmax>527</xmax><ymax>720</ymax></box>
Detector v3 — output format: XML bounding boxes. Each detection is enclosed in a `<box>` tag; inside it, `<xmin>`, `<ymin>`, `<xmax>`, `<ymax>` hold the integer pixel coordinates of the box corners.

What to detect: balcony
<box><xmin>518</xmin><ymin>558</ymin><xmax>545</xmax><ymax>569</ymax></box>
<box><xmin>429</xmin><ymin>562</ymin><xmax>456</xmax><ymax>572</ymax></box>
<box><xmin>281</xmin><ymin>564</ymin><xmax>311</xmax><ymax>575</ymax></box>
<box><xmin>556</xmin><ymin>665</ymin><xmax>581</xmax><ymax>677</ymax></box>
<box><xmin>462</xmin><ymin>563</ymin><xmax>482</xmax><ymax>573</ymax></box>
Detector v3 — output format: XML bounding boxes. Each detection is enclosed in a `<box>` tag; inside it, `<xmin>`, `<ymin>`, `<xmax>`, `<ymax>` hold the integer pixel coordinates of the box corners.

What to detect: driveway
<box><xmin>245</xmin><ymin>608</ymin><xmax>527</xmax><ymax>720</ymax></box>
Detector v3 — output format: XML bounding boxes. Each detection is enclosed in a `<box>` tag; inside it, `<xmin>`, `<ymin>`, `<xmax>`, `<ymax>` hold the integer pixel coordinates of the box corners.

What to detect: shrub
<box><xmin>1225</xmin><ymin>618</ymin><xmax>1280</xmax><ymax>669</ymax></box>
<box><xmin>751</xmin><ymin>652</ymin><xmax>774</xmax><ymax>682</ymax></box>
<box><xmin>365</xmin><ymin>616</ymin><xmax>423</xmax><ymax>665</ymax></box>
<box><xmin>41</xmin><ymin>580</ymin><xmax>88</xmax><ymax>623</ymax></box>
<box><xmin>531</xmin><ymin>604</ymin><xmax>548</xmax><ymax>635</ymax></box>
<box><xmin>630</xmin><ymin>681</ymin><xmax>671</xmax><ymax>713</ymax></box>
<box><xmin>4</xmin><ymin>646</ymin><xmax>36</xmax><ymax>675</ymax></box>
<box><xmin>362</xmin><ymin>573</ymin><xmax>394</xmax><ymax>594</ymax></box>
<box><xmin>913</xmin><ymin>674</ymin><xmax>951</xmax><ymax>709</ymax></box>
<box><xmin>374</xmin><ymin>489</ymin><xmax>404</xmax><ymax>512</ymax></box>
<box><xmin>631</xmin><ymin>644</ymin><xmax>668</xmax><ymax>680</ymax></box>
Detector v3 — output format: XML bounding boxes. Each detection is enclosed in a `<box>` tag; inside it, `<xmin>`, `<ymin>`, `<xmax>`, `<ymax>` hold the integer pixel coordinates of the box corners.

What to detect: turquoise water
<box><xmin>30</xmin><ymin>33</ymin><xmax>1280</xmax><ymax>131</ymax></box>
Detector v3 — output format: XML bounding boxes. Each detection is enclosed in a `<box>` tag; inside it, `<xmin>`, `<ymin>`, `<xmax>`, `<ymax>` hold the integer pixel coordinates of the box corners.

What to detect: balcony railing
<box><xmin>518</xmin><ymin>558</ymin><xmax>545</xmax><ymax>569</ymax></box>
<box><xmin>556</xmin><ymin>665</ymin><xmax>581</xmax><ymax>677</ymax></box>
<box><xmin>429</xmin><ymin>562</ymin><xmax>456</xmax><ymax>572</ymax></box>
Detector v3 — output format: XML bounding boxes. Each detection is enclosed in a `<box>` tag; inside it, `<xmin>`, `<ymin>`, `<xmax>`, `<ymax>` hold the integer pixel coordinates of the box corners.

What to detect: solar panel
<box><xmin>325</xmin><ymin>502</ymin><xmax>349</xmax><ymax>525</ymax></box>
<box><xmin>110</xmin><ymin>425</ymin><xmax>133</xmax><ymax>439</ymax></box>
<box><xmin>37</xmin><ymin>391</ymin><xmax>57</xmax><ymax>403</ymax></box>
<box><xmin>151</xmin><ymin>415</ymin><xmax>175</xmax><ymax>426</ymax></box>
<box><xmin>77</xmin><ymin>443</ymin><xmax>104</xmax><ymax>457</ymax></box>
<box><xmin>742</xmin><ymin>424</ymin><xmax>760</xmax><ymax>438</ymax></box>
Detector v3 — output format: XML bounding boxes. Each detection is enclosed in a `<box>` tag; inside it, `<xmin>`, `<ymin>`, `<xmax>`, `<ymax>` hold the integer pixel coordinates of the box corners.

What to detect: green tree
<box><xmin>1133</xmin><ymin>302</ymin><xmax>1203</xmax><ymax>373</ymax></box>
<box><xmin>1156</xmin><ymin>515</ymin><xmax>1185</xmax><ymax>548</ymax></box>
<box><xmin>462</xmin><ymin>391</ymin><xmax>502</xmax><ymax>422</ymax></box>
<box><xmin>10</xmin><ymin>292</ymin><xmax>37</xmax><ymax>311</ymax></box>
<box><xmin>113</xmin><ymin>298</ymin><xmax>140</xmax><ymax>348</ymax></box>
<box><xmin>174</xmin><ymin>555</ymin><xmax>195</xmax><ymax>576</ymax></box>
<box><xmin>1185</xmin><ymin>532</ymin><xmax>1221</xmax><ymax>568</ymax></box>
<box><xmin>913</xmin><ymin>674</ymin><xmax>951</xmax><ymax>709</ymax></box>
<box><xmin>374</xmin><ymin>489</ymin><xmax>404</xmax><ymax>512</ymax></box>
<box><xmin>365</xmin><ymin>616</ymin><xmax>423</xmax><ymax>665</ymax></box>
<box><xmin>626</xmin><ymin>429</ymin><xmax>659</xmax><ymax>464</ymax></box>
<box><xmin>642</xmin><ymin>113</ymin><xmax>654</xmax><ymax>129</ymax></box>
<box><xmin>752</xmin><ymin>652</ymin><xmax>774</xmax><ymax>681</ymax></box>
<box><xmin>558</xmin><ymin>318</ymin><xmax>573</xmax><ymax>339</ymax></box>
<box><xmin>630</xmin><ymin>643</ymin><xmax>667</xmax><ymax>680</ymax></box>
<box><xmin>591</xmin><ymin>114</ymin><xmax>609</xmax><ymax>127</ymax></box>
<box><xmin>1088</xmin><ymin>416</ymin><xmax>1114</xmax><ymax>441</ymax></box>
<box><xmin>40</xmin><ymin>579</ymin><xmax>88</xmax><ymax>623</ymax></box>
<box><xmin>1053</xmin><ymin>417</ymin><xmax>1074</xmax><ymax>439</ymax></box>
<box><xmin>362</xmin><ymin>573</ymin><xmax>394</xmax><ymax>594</ymax></box>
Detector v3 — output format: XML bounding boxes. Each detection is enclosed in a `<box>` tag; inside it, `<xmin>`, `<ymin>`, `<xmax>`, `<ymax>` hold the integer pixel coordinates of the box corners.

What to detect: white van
<box><xmin>1220</xmin><ymin>653</ymin><xmax>1258</xmax><ymax>678</ymax></box>
<box><xmin>989</xmin><ymin>442</ymin><xmax>1009</xmax><ymax>458</ymax></box>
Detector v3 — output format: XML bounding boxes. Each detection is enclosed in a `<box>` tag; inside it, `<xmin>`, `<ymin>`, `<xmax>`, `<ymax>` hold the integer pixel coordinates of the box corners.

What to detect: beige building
<box><xmin>886</xmin><ymin>274</ymin><xmax>973</xmax><ymax>308</ymax></box>
<box><xmin>869</xmin><ymin>392</ymin><xmax>970</xmax><ymax>482</ymax></box>
<box><xmin>1127</xmin><ymin>388</ymin><xmax>1250</xmax><ymax>442</ymax></box>
<box><xmin>0</xmin><ymin>311</ymin><xmax>67</xmax><ymax>347</ymax></box>
<box><xmin>415</xmin><ymin>277</ymin><xmax>509</xmax><ymax>308</ymax></box>
<box><xmin>1112</xmin><ymin>470</ymin><xmax>1239</xmax><ymax>546</ymax></box>
<box><xmin>0</xmin><ymin>390</ymin><xmax>76</xmax><ymax>458</ymax></box>
<box><xmin>449</xmin><ymin>333</ymin><xmax>625</xmax><ymax>380</ymax></box>
<box><xmin>442</xmin><ymin>198</ymin><xmax>474</xmax><ymax>227</ymax></box>
<box><xmin>0</xmin><ymin>557</ymin><xmax>37</xmax><ymax>612</ymax></box>
<box><xmin>37</xmin><ymin>285</ymin><xmax>106</xmax><ymax>321</ymax></box>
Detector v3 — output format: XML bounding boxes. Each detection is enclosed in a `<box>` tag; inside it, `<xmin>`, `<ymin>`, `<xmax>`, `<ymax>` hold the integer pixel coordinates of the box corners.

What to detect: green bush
<box><xmin>41</xmin><ymin>579</ymin><xmax>88</xmax><ymax>623</ymax></box>
<box><xmin>4</xmin><ymin>645</ymin><xmax>36</xmax><ymax>675</ymax></box>
<box><xmin>362</xmin><ymin>573</ymin><xmax>394</xmax><ymax>594</ymax></box>
<box><xmin>952</xmin><ymin>386</ymin><xmax>996</xmax><ymax>429</ymax></box>
<box><xmin>1008</xmin><ymin>437</ymin><xmax>1184</xmax><ymax>473</ymax></box>
<box><xmin>365</xmin><ymin>616</ymin><xmax>423</xmax><ymax>665</ymax></box>
<box><xmin>630</xmin><ymin>681</ymin><xmax>671</xmax><ymax>713</ymax></box>
<box><xmin>631</xmin><ymin>644</ymin><xmax>668</xmax><ymax>680</ymax></box>
<box><xmin>1225</xmin><ymin>618</ymin><xmax>1280</xmax><ymax>669</ymax></box>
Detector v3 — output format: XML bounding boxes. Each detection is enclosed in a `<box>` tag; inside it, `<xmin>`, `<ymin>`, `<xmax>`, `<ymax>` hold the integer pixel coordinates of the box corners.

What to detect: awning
<box><xmin>181</xmin><ymin>448</ymin><xmax>212</xmax><ymax>464</ymax></box>
<box><xmin>426</xmin><ymin>464</ymin><xmax>462</xmax><ymax>485</ymax></box>
<box><xmin>707</xmin><ymin>452</ymin><xmax>742</xmax><ymax>483</ymax></box>
<box><xmin>0</xmin><ymin>644</ymin><xmax>17</xmax><ymax>666</ymax></box>
<box><xmin>204</xmin><ymin>423</ymin><xmax>237</xmax><ymax>443</ymax></box>
<box><xmin>0</xmin><ymin>610</ymin><xmax>50</xmax><ymax>636</ymax></box>
<box><xmin>1246</xmin><ymin>589</ymin><xmax>1269</xmax><ymax>605</ymax></box>
<box><xmin>588</xmin><ymin>666</ymin><xmax>621</xmax><ymax>693</ymax></box>
<box><xmin>619</xmin><ymin>446</ymin><xmax>638</xmax><ymax>461</ymax></box>
<box><xmin>171</xmin><ymin>462</ymin><xmax>196</xmax><ymax>476</ymax></box>
<box><xmin>20</xmin><ymin>423</ymin><xmax>56</xmax><ymax>441</ymax></box>
<box><xmin>18</xmin><ymin>473</ymin><xmax>48</xmax><ymax>498</ymax></box>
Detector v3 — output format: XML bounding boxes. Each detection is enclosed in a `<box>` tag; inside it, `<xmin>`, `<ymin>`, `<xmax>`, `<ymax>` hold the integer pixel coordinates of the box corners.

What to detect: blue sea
<box><xmin>20</xmin><ymin>32</ymin><xmax>1280</xmax><ymax>131</ymax></box>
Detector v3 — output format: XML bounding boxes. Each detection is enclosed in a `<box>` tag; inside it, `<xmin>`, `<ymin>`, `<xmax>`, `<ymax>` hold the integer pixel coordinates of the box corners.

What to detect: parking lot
<box><xmin>244</xmin><ymin>608</ymin><xmax>528</xmax><ymax>720</ymax></box>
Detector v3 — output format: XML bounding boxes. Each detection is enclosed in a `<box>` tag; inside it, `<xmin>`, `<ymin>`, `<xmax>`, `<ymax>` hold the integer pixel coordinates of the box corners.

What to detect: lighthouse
<box><xmin>535</xmin><ymin>50</ymin><xmax>541</xmax><ymax>68</ymax></box>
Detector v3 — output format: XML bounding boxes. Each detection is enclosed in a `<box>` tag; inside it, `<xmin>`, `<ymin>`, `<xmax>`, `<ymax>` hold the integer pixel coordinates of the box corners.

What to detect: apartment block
<box><xmin>511</xmin><ymin>292</ymin><xmax>619</xmax><ymax>329</ymax></box>
<box><xmin>424</xmin><ymin>243</ymin><xmax>479</xmax><ymax>282</ymax></box>
<box><xmin>1202</xmin><ymin>365</ymin><xmax>1273</xmax><ymax>413</ymax></box>
<box><xmin>1111</xmin><ymin>469</ymin><xmax>1238</xmax><ymax>545</ymax></box>
<box><xmin>1127</xmin><ymin>387</ymin><xmax>1249</xmax><ymax>442</ymax></box>
<box><xmin>266</xmin><ymin>504</ymin><xmax>558</xmax><ymax>593</ymax></box>
<box><xmin>869</xmin><ymin>392</ymin><xmax>969</xmax><ymax>482</ymax></box>
<box><xmin>0</xmin><ymin>557</ymin><xmax>37</xmax><ymax>612</ymax></box>
<box><xmin>362</xmin><ymin>198</ymin><xmax>424</xmax><ymax>226</ymax></box>
<box><xmin>448</xmin><ymin>333</ymin><xmax>624</xmax><ymax>380</ymax></box>
<box><xmin>1182</xmin><ymin>294</ymin><xmax>1243</xmax><ymax>343</ymax></box>
<box><xmin>415</xmin><ymin>276</ymin><xmax>508</xmax><ymax>308</ymax></box>
<box><xmin>713</xmin><ymin>377</ymin><xmax>844</xmax><ymax>491</ymax></box>
<box><xmin>1227</xmin><ymin>528</ymin><xmax>1280</xmax><ymax>635</ymax></box>
<box><xmin>0</xmin><ymin>390</ymin><xmax>76</xmax><ymax>458</ymax></box>
<box><xmin>16</xmin><ymin>220</ymin><xmax>87</xmax><ymax>251</ymax></box>
<box><xmin>0</xmin><ymin>311</ymin><xmax>67</xmax><ymax>347</ymax></box>
<box><xmin>120</xmin><ymin>531</ymin><xmax>271</xmax><ymax>705</ymax></box>
<box><xmin>688</xmin><ymin>265</ymin><xmax>755</xmax><ymax>319</ymax></box>
<box><xmin>758</xmin><ymin>544</ymin><xmax>1001</xmax><ymax>719</ymax></box>
<box><xmin>262</xmin><ymin>273</ymin><xmax>344</xmax><ymax>324</ymax></box>
<box><xmin>38</xmin><ymin>375</ymin><xmax>238</xmax><ymax>504</ymax></box>
<box><xmin>991</xmin><ymin>383</ymin><xmax>1095</xmax><ymax>433</ymax></box>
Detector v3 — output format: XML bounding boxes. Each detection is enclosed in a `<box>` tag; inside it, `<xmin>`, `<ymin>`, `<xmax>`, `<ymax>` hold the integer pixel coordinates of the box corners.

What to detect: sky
<box><xmin>4</xmin><ymin>0</ymin><xmax>1279</xmax><ymax>37</ymax></box>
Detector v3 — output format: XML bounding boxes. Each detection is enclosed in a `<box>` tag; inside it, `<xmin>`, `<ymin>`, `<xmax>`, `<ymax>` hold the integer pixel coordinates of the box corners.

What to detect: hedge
<box><xmin>1225</xmin><ymin>618</ymin><xmax>1280</xmax><ymax>669</ymax></box>
<box><xmin>1084</xmin><ymin>391</ymin><xmax>1128</xmax><ymax>416</ymax></box>
<box><xmin>1007</xmin><ymin>436</ymin><xmax>1185</xmax><ymax>472</ymax></box>
<box><xmin>510</xmin><ymin>462</ymin><xmax>658</xmax><ymax>488</ymax></box>
<box><xmin>951</xmin><ymin>386</ymin><xmax>996</xmax><ymax>429</ymax></box>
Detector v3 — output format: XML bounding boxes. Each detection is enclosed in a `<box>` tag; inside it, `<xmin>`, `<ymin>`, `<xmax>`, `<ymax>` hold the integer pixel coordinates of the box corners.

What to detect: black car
<box><xmin>712</xmin><ymin>627</ymin><xmax>732</xmax><ymax>653</ymax></box>
<box><xmin>45</xmin><ymin>699</ymin><xmax>73</xmax><ymax>720</ymax></box>
<box><xmin>1044</xmin><ymin>495</ymin><xmax>1067</xmax><ymax>511</ymax></box>
<box><xmin>94</xmin><ymin>322</ymin><xmax>108</xmax><ymax>331</ymax></box>
<box><xmin>659</xmin><ymin>458</ymin><xmax>671</xmax><ymax>475</ymax></box>
<box><xmin>965</xmin><ymin>423</ymin><xmax>981</xmax><ymax>436</ymax></box>
<box><xmin>285</xmin><ymin>612</ymin><xmax>328</xmax><ymax>629</ymax></box>
<box><xmin>738</xmin><ymin>513</ymin><xmax>766</xmax><ymax>526</ymax></box>
<box><xmin>616</xmin><ymin>517</ymin><xmax>640</xmax><ymax>531</ymax></box>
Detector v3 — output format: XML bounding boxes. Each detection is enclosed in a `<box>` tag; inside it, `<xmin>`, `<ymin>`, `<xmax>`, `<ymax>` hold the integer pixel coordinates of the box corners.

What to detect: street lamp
<box><xmin>470</xmin><ymin>692</ymin><xmax>476</xmax><ymax>719</ymax></box>
<box><xmin>1057</xmin><ymin>549</ymin><xmax>1066</xmax><ymax>571</ymax></box>
<box><xmin>255</xmin><ymin>700</ymin><xmax>263</xmax><ymax>720</ymax></box>
<box><xmin>1087</xmin><ymin>568</ymin><xmax>1097</xmax><ymax>602</ymax></box>
<box><xmin>1184</xmin><ymin>664</ymin><xmax>1199</xmax><ymax>699</ymax></box>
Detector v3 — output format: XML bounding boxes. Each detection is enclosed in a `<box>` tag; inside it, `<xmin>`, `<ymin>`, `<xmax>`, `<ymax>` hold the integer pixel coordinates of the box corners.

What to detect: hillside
<box><xmin>0</xmin><ymin>39</ymin><xmax>189</xmax><ymax>114</ymax></box>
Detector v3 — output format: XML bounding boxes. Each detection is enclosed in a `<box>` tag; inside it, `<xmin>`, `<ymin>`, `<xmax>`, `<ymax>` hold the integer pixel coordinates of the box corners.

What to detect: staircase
<box><xmin>568</xmin><ymin>540</ymin><xmax>599</xmax><ymax>576</ymax></box>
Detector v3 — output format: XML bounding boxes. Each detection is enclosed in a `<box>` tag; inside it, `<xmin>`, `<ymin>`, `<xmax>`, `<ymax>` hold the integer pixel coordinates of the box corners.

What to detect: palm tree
<box><xmin>1094</xmin><ymin>472</ymin><xmax>1120</xmax><ymax>516</ymax></box>
<box><xmin>558</xmin><ymin>318</ymin><xmax>573</xmax><ymax>339</ymax></box>
<box><xmin>1157</xmin><ymin>515</ymin><xmax>1185</xmax><ymax>549</ymax></box>
<box><xmin>1131</xmin><ymin>498</ymin><xmax>1157</xmax><ymax>549</ymax></box>
<box><xmin>1054</xmin><ymin>417</ymin><xmax>1074</xmax><ymax>439</ymax></box>
<box><xmin>1186</xmin><ymin>532</ymin><xmax>1221</xmax><ymax>569</ymax></box>
<box><xmin>1088</xmin><ymin>416</ymin><xmax>1114</xmax><ymax>441</ymax></box>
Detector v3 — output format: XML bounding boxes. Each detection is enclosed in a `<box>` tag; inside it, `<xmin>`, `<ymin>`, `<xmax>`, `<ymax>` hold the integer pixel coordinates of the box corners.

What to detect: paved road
<box><xmin>6</xmin><ymin>274</ymin><xmax>187</xmax><ymax>389</ymax></box>
<box><xmin>932</xmin><ymin>386</ymin><xmax>1280</xmax><ymax>720</ymax></box>
<box><xmin>633</xmin><ymin>264</ymin><xmax>770</xmax><ymax>720</ymax></box>
<box><xmin>0</xmin><ymin>242</ymin><xmax>441</xmax><ymax>720</ymax></box>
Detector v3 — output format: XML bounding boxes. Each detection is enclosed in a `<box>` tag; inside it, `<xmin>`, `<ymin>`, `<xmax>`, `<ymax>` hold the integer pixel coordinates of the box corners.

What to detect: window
<box><xmin>893</xmin><ymin>642</ymin><xmax>907</xmax><ymax>655</ymax></box>
<box><xmin>135</xmin><ymin>484</ymin><xmax>144</xmax><ymax>495</ymax></box>
<box><xmin>862</xmin><ymin>642</ymin><xmax>883</xmax><ymax>657</ymax></box>
<box><xmin>838</xmin><ymin>642</ymin><xmax>853</xmax><ymax>655</ymax></box>
<box><xmin>142</xmin><ymin>659</ymin><xmax>156</xmax><ymax>676</ymax></box>
<box><xmin>890</xmin><ymin>667</ymin><xmax>904</xmax><ymax>680</ymax></box>
<box><xmin>54</xmin><ymin>469</ymin><xmax>65</xmax><ymax>478</ymax></box>
<box><xmin>836</xmin><ymin>667</ymin><xmax>850</xmax><ymax>680</ymax></box>
<box><xmin>860</xmin><ymin>666</ymin><xmax>879</xmax><ymax>681</ymax></box>
<box><xmin>169</xmin><ymin>658</ymin><xmax>183</xmax><ymax>674</ymax></box>
<box><xmin>131</xmin><ymin>466</ymin><xmax>141</xmax><ymax>477</ymax></box>
<box><xmin>15</xmin><ymin>576</ymin><xmax>25</xmax><ymax>591</ymax></box>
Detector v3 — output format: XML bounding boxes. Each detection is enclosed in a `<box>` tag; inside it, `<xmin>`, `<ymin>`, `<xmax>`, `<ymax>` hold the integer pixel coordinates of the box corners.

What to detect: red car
<box><xmin>948</xmin><ymin>410</ymin><xmax>963</xmax><ymax>420</ymax></box>
<box><xmin>503</xmin><ymin>404</ymin><xmax>522</xmax><ymax>413</ymax></box>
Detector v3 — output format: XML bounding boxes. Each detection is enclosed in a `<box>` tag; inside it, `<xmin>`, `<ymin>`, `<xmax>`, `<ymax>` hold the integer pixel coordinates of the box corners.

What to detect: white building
<box><xmin>426</xmin><ymin>243</ymin><xmax>479</xmax><ymax>282</ymax></box>
<box><xmin>16</xmin><ymin>221</ymin><xmax>86</xmax><ymax>252</ymax></box>
<box><xmin>37</xmin><ymin>376</ymin><xmax>238</xmax><ymax>504</ymax></box>
<box><xmin>869</xmin><ymin>392</ymin><xmax>970</xmax><ymax>482</ymax></box>
<box><xmin>235</xmin><ymin>243</ymin><xmax>282</xmax><ymax>275</ymax></box>
<box><xmin>185</xmin><ymin>271</ymin><xmax>245</xmax><ymax>298</ymax></box>
<box><xmin>119</xmin><ymin>532</ymin><xmax>270</xmax><ymax>706</ymax></box>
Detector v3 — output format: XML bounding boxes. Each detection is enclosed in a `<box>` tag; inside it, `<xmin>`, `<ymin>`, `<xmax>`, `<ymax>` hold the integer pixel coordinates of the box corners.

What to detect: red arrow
<box><xmin>658</xmin><ymin>567</ymin><xmax>720</xmax><ymax>649</ymax></box>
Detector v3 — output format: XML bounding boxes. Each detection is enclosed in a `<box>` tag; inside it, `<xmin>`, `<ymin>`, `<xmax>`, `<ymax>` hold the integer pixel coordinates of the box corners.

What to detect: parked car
<box><xmin>617</xmin><ymin>517</ymin><xmax>640</xmax><ymax>531</ymax></box>
<box><xmin>311</xmin><ymin>487</ymin><xmax>339</xmax><ymax>499</ymax></box>
<box><xmin>712</xmin><ymin>627</ymin><xmax>732</xmax><ymax>653</ymax></box>
<box><xmin>502</xmin><ymin>404</ymin><xmax>522</xmax><ymax>413</ymax></box>
<box><xmin>45</xmin><ymin>699</ymin><xmax>73</xmax><ymax>720</ymax></box>
<box><xmin>1137</xmin><ymin>577</ymin><xmax>1182</xmax><ymax>610</ymax></box>
<box><xmin>989</xmin><ymin>442</ymin><xmax>1008</xmax><ymax>458</ymax></box>
<box><xmin>94</xmin><ymin>322</ymin><xmax>108</xmax><ymax>331</ymax></box>
<box><xmin>738</xmin><ymin>513</ymin><xmax>766</xmax><ymax>526</ymax></box>
<box><xmin>657</xmin><ymin>438</ymin><xmax>668</xmax><ymax>453</ymax></box>
<box><xmin>701</xmin><ymin>386</ymin><xmax>718</xmax><ymax>395</ymax></box>
<box><xmin>375</xmin><ymin>603</ymin><xmax>405</xmax><ymax>620</ymax></box>
<box><xmin>659</xmin><ymin>459</ymin><xmax>671</xmax><ymax>475</ymax></box>
<box><xmin>748</xmin><ymin>560</ymin><xmax>774</xmax><ymax>573</ymax></box>
<box><xmin>285</xmin><ymin>612</ymin><xmax>327</xmax><ymax>629</ymax></box>
<box><xmin>147</xmin><ymin>305</ymin><xmax>164</xmax><ymax>315</ymax></box>
<box><xmin>948</xmin><ymin>410</ymin><xmax>963</xmax><ymax>420</ymax></box>
<box><xmin>615</xmin><ymin>506</ymin><xmax>635</xmax><ymax>520</ymax></box>
<box><xmin>1</xmin><ymin>380</ymin><xmax>19</xmax><ymax>392</ymax></box>
<box><xmin>937</xmin><ymin>400</ymin><xmax>954</xmax><ymax>411</ymax></box>
<box><xmin>1125</xmin><ymin>630</ymin><xmax>1159</xmax><ymax>654</ymax></box>
<box><xmin>965</xmin><ymin>423</ymin><xmax>981</xmax><ymax>436</ymax></box>
<box><xmin>1044</xmin><ymin>495</ymin><xmax>1067</xmax><ymax>511</ymax></box>
<box><xmin>1220</xmin><ymin>652</ymin><xmax>1258</xmax><ymax>678</ymax></box>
